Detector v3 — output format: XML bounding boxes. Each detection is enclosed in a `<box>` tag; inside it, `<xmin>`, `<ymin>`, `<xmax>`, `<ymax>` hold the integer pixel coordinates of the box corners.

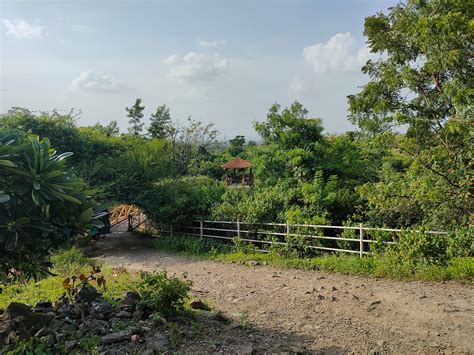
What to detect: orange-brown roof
<box><xmin>222</xmin><ymin>157</ymin><xmax>252</xmax><ymax>169</ymax></box>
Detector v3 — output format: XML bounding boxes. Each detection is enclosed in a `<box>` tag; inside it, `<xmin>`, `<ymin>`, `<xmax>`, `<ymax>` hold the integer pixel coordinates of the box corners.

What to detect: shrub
<box><xmin>0</xmin><ymin>130</ymin><xmax>93</xmax><ymax>280</ymax></box>
<box><xmin>137</xmin><ymin>271</ymin><xmax>192</xmax><ymax>317</ymax></box>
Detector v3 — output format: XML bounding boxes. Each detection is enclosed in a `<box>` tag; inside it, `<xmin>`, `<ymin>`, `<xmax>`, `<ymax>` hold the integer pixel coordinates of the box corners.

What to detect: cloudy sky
<box><xmin>0</xmin><ymin>0</ymin><xmax>394</xmax><ymax>140</ymax></box>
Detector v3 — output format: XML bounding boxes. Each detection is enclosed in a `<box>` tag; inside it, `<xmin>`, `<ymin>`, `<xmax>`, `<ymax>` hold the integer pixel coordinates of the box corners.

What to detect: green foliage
<box><xmin>137</xmin><ymin>271</ymin><xmax>192</xmax><ymax>317</ymax></box>
<box><xmin>77</xmin><ymin>335</ymin><xmax>101</xmax><ymax>354</ymax></box>
<box><xmin>348</xmin><ymin>0</ymin><xmax>473</xmax><ymax>230</ymax></box>
<box><xmin>7</xmin><ymin>337</ymin><xmax>52</xmax><ymax>355</ymax></box>
<box><xmin>149</xmin><ymin>104</ymin><xmax>171</xmax><ymax>139</ymax></box>
<box><xmin>227</xmin><ymin>135</ymin><xmax>246</xmax><ymax>156</ymax></box>
<box><xmin>126</xmin><ymin>98</ymin><xmax>145</xmax><ymax>136</ymax></box>
<box><xmin>139</xmin><ymin>176</ymin><xmax>225</xmax><ymax>225</ymax></box>
<box><xmin>50</xmin><ymin>246</ymin><xmax>93</xmax><ymax>274</ymax></box>
<box><xmin>0</xmin><ymin>130</ymin><xmax>92</xmax><ymax>279</ymax></box>
<box><xmin>154</xmin><ymin>235</ymin><xmax>231</xmax><ymax>255</ymax></box>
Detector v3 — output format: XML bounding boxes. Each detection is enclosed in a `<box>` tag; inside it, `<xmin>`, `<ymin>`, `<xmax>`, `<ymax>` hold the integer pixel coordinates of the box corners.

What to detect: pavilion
<box><xmin>222</xmin><ymin>157</ymin><xmax>253</xmax><ymax>187</ymax></box>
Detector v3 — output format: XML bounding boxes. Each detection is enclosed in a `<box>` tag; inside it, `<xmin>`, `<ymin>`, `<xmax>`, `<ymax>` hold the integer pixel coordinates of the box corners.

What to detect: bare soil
<box><xmin>92</xmin><ymin>231</ymin><xmax>474</xmax><ymax>353</ymax></box>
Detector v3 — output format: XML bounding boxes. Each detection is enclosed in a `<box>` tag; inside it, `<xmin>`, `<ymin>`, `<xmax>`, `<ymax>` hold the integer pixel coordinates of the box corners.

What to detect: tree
<box><xmin>166</xmin><ymin>117</ymin><xmax>218</xmax><ymax>178</ymax></box>
<box><xmin>91</xmin><ymin>120</ymin><xmax>120</xmax><ymax>137</ymax></box>
<box><xmin>0</xmin><ymin>130</ymin><xmax>92</xmax><ymax>279</ymax></box>
<box><xmin>228</xmin><ymin>135</ymin><xmax>246</xmax><ymax>156</ymax></box>
<box><xmin>126</xmin><ymin>98</ymin><xmax>145</xmax><ymax>136</ymax></box>
<box><xmin>348</xmin><ymin>0</ymin><xmax>473</xmax><ymax>229</ymax></box>
<box><xmin>149</xmin><ymin>104</ymin><xmax>171</xmax><ymax>139</ymax></box>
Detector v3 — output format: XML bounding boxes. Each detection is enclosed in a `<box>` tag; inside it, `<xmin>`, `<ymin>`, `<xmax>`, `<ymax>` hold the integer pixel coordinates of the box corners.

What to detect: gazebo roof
<box><xmin>222</xmin><ymin>157</ymin><xmax>252</xmax><ymax>169</ymax></box>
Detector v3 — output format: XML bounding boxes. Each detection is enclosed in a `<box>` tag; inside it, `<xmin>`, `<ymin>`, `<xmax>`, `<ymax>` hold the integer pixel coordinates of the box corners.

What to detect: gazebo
<box><xmin>222</xmin><ymin>157</ymin><xmax>253</xmax><ymax>187</ymax></box>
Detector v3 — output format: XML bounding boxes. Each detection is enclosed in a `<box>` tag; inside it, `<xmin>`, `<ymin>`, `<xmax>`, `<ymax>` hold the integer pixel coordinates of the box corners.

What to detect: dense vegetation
<box><xmin>0</xmin><ymin>0</ymin><xmax>472</xmax><ymax>277</ymax></box>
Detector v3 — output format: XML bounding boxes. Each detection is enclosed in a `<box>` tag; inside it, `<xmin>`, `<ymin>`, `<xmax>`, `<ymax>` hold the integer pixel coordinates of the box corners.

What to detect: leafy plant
<box><xmin>0</xmin><ymin>130</ymin><xmax>93</xmax><ymax>280</ymax></box>
<box><xmin>137</xmin><ymin>271</ymin><xmax>192</xmax><ymax>317</ymax></box>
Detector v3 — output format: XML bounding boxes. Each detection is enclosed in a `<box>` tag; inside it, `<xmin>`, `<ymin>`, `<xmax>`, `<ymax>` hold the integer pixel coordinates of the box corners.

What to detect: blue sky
<box><xmin>0</xmin><ymin>0</ymin><xmax>395</xmax><ymax>140</ymax></box>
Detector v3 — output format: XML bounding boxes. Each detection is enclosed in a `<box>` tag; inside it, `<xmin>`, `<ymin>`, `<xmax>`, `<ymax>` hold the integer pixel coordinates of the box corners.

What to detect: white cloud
<box><xmin>303</xmin><ymin>32</ymin><xmax>375</xmax><ymax>73</ymax></box>
<box><xmin>2</xmin><ymin>19</ymin><xmax>45</xmax><ymax>39</ymax></box>
<box><xmin>196</xmin><ymin>39</ymin><xmax>227</xmax><ymax>48</ymax></box>
<box><xmin>71</xmin><ymin>71</ymin><xmax>128</xmax><ymax>92</ymax></box>
<box><xmin>164</xmin><ymin>52</ymin><xmax>228</xmax><ymax>82</ymax></box>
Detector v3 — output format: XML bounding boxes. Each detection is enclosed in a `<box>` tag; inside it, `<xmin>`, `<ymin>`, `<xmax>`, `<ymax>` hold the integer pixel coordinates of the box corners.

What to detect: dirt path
<box><xmin>92</xmin><ymin>231</ymin><xmax>474</xmax><ymax>353</ymax></box>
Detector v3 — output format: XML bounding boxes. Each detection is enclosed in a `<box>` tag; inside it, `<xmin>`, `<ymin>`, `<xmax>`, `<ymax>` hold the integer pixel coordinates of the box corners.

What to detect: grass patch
<box><xmin>153</xmin><ymin>235</ymin><xmax>473</xmax><ymax>283</ymax></box>
<box><xmin>0</xmin><ymin>247</ymin><xmax>139</xmax><ymax>310</ymax></box>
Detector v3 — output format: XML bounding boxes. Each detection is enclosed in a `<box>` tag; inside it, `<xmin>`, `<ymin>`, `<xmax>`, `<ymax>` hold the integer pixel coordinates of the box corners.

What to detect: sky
<box><xmin>0</xmin><ymin>0</ymin><xmax>395</xmax><ymax>140</ymax></box>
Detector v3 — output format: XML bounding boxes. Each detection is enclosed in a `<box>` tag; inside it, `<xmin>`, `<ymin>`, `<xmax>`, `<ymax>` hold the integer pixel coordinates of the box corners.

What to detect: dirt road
<box><xmin>92</xmin><ymin>231</ymin><xmax>474</xmax><ymax>353</ymax></box>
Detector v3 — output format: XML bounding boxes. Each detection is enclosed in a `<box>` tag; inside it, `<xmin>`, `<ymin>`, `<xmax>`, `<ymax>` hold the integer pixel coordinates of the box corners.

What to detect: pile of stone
<box><xmin>0</xmin><ymin>284</ymin><xmax>172</xmax><ymax>354</ymax></box>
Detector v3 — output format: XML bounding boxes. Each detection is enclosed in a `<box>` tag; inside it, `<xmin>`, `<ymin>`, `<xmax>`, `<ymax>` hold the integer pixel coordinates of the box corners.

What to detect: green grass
<box><xmin>153</xmin><ymin>235</ymin><xmax>474</xmax><ymax>283</ymax></box>
<box><xmin>0</xmin><ymin>248</ymin><xmax>140</xmax><ymax>310</ymax></box>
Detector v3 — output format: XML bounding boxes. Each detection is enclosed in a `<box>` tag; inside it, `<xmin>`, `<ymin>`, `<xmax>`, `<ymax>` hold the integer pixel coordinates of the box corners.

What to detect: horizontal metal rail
<box><xmin>152</xmin><ymin>219</ymin><xmax>448</xmax><ymax>257</ymax></box>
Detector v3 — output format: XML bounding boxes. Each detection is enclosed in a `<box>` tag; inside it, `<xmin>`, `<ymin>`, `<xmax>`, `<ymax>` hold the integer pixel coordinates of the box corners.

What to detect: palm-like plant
<box><xmin>0</xmin><ymin>130</ymin><xmax>93</xmax><ymax>280</ymax></box>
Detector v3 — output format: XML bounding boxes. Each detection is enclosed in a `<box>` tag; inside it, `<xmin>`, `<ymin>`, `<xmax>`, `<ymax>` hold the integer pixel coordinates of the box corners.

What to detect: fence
<box><xmin>151</xmin><ymin>219</ymin><xmax>448</xmax><ymax>257</ymax></box>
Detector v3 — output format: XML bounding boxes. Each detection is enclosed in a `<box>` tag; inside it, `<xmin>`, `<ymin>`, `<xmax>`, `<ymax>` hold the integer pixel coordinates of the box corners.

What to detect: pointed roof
<box><xmin>222</xmin><ymin>157</ymin><xmax>252</xmax><ymax>169</ymax></box>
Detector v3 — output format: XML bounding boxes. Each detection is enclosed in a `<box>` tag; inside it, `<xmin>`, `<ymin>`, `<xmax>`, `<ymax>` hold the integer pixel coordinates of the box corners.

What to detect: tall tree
<box><xmin>149</xmin><ymin>104</ymin><xmax>171</xmax><ymax>139</ymax></box>
<box><xmin>126</xmin><ymin>98</ymin><xmax>145</xmax><ymax>136</ymax></box>
<box><xmin>166</xmin><ymin>117</ymin><xmax>218</xmax><ymax>178</ymax></box>
<box><xmin>228</xmin><ymin>135</ymin><xmax>246</xmax><ymax>156</ymax></box>
<box><xmin>348</xmin><ymin>0</ymin><xmax>473</xmax><ymax>229</ymax></box>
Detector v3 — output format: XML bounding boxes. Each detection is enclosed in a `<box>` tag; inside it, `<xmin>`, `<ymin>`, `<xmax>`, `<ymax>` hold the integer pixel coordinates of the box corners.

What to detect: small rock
<box><xmin>247</xmin><ymin>260</ymin><xmax>260</xmax><ymax>267</ymax></box>
<box><xmin>352</xmin><ymin>294</ymin><xmax>359</xmax><ymax>300</ymax></box>
<box><xmin>92</xmin><ymin>301</ymin><xmax>114</xmax><ymax>317</ymax></box>
<box><xmin>331</xmin><ymin>286</ymin><xmax>338</xmax><ymax>291</ymax></box>
<box><xmin>77</xmin><ymin>283</ymin><xmax>100</xmax><ymax>303</ymax></box>
<box><xmin>331</xmin><ymin>296</ymin><xmax>337</xmax><ymax>302</ymax></box>
<box><xmin>121</xmin><ymin>291</ymin><xmax>141</xmax><ymax>306</ymax></box>
<box><xmin>304</xmin><ymin>290</ymin><xmax>312</xmax><ymax>295</ymax></box>
<box><xmin>240</xmin><ymin>342</ymin><xmax>253</xmax><ymax>354</ymax></box>
<box><xmin>101</xmin><ymin>330</ymin><xmax>133</xmax><ymax>344</ymax></box>
<box><xmin>133</xmin><ymin>309</ymin><xmax>145</xmax><ymax>320</ymax></box>
<box><xmin>115</xmin><ymin>310</ymin><xmax>132</xmax><ymax>318</ymax></box>
<box><xmin>4</xmin><ymin>302</ymin><xmax>32</xmax><ymax>319</ymax></box>
<box><xmin>139</xmin><ymin>350</ymin><xmax>154</xmax><ymax>355</ymax></box>
<box><xmin>146</xmin><ymin>333</ymin><xmax>169</xmax><ymax>351</ymax></box>
<box><xmin>317</xmin><ymin>294</ymin><xmax>325</xmax><ymax>300</ymax></box>
<box><xmin>65</xmin><ymin>340</ymin><xmax>77</xmax><ymax>352</ymax></box>
<box><xmin>189</xmin><ymin>299</ymin><xmax>208</xmax><ymax>310</ymax></box>
<box><xmin>41</xmin><ymin>334</ymin><xmax>55</xmax><ymax>347</ymax></box>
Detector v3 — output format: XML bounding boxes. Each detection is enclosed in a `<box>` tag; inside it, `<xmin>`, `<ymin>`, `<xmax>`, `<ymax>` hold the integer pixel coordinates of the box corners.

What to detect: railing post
<box><xmin>200</xmin><ymin>220</ymin><xmax>203</xmax><ymax>239</ymax></box>
<box><xmin>359</xmin><ymin>223</ymin><xmax>363</xmax><ymax>258</ymax></box>
<box><xmin>237</xmin><ymin>220</ymin><xmax>240</xmax><ymax>238</ymax></box>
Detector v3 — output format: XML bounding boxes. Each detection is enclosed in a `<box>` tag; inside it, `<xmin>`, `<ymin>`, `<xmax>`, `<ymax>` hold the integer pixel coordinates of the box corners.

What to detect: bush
<box><xmin>137</xmin><ymin>271</ymin><xmax>192</xmax><ymax>317</ymax></box>
<box><xmin>154</xmin><ymin>235</ymin><xmax>231</xmax><ymax>255</ymax></box>
<box><xmin>0</xmin><ymin>130</ymin><xmax>93</xmax><ymax>280</ymax></box>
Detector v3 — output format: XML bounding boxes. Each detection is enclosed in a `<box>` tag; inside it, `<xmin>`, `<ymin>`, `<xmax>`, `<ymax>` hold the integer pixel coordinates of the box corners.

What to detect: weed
<box><xmin>137</xmin><ymin>271</ymin><xmax>192</xmax><ymax>317</ymax></box>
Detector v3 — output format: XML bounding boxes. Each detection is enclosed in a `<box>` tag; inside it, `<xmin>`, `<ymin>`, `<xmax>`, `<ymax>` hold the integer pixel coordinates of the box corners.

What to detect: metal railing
<box><xmin>154</xmin><ymin>220</ymin><xmax>448</xmax><ymax>257</ymax></box>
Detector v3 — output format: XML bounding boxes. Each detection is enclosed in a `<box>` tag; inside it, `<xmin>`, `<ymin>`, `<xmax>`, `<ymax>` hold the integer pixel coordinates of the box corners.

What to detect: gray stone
<box><xmin>77</xmin><ymin>283</ymin><xmax>100</xmax><ymax>303</ymax></box>
<box><xmin>101</xmin><ymin>330</ymin><xmax>132</xmax><ymax>344</ymax></box>
<box><xmin>41</xmin><ymin>334</ymin><xmax>55</xmax><ymax>347</ymax></box>
<box><xmin>4</xmin><ymin>302</ymin><xmax>32</xmax><ymax>319</ymax></box>
<box><xmin>121</xmin><ymin>291</ymin><xmax>141</xmax><ymax>306</ymax></box>
<box><xmin>65</xmin><ymin>340</ymin><xmax>77</xmax><ymax>352</ymax></box>
<box><xmin>115</xmin><ymin>310</ymin><xmax>132</xmax><ymax>318</ymax></box>
<box><xmin>240</xmin><ymin>342</ymin><xmax>253</xmax><ymax>354</ymax></box>
<box><xmin>139</xmin><ymin>349</ymin><xmax>155</xmax><ymax>355</ymax></box>
<box><xmin>146</xmin><ymin>333</ymin><xmax>169</xmax><ymax>351</ymax></box>
<box><xmin>92</xmin><ymin>301</ymin><xmax>114</xmax><ymax>317</ymax></box>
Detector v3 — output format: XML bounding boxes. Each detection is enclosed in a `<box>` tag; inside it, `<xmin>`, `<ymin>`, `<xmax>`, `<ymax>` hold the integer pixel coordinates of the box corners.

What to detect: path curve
<box><xmin>92</xmin><ymin>231</ymin><xmax>474</xmax><ymax>353</ymax></box>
